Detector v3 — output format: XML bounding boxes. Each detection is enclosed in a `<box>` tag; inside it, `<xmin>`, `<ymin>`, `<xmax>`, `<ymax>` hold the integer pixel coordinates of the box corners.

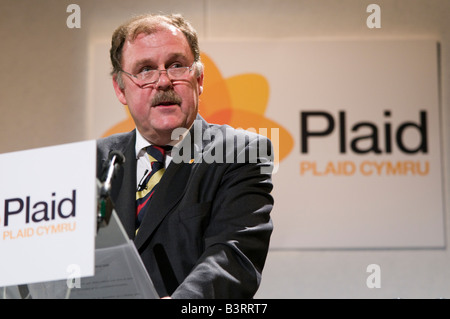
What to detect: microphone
<box><xmin>97</xmin><ymin>150</ymin><xmax>125</xmax><ymax>230</ymax></box>
<box><xmin>100</xmin><ymin>150</ymin><xmax>125</xmax><ymax>197</ymax></box>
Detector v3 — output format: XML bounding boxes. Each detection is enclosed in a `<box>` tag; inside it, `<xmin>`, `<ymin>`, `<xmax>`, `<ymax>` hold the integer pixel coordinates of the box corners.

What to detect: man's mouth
<box><xmin>155</xmin><ymin>101</ymin><xmax>179</xmax><ymax>107</ymax></box>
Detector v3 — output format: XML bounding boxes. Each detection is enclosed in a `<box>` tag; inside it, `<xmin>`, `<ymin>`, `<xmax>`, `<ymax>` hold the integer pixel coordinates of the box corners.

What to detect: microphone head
<box><xmin>108</xmin><ymin>150</ymin><xmax>126</xmax><ymax>165</ymax></box>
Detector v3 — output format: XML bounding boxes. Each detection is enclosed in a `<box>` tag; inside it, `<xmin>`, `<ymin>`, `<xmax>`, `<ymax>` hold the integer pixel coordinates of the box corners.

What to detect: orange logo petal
<box><xmin>199</xmin><ymin>53</ymin><xmax>294</xmax><ymax>163</ymax></box>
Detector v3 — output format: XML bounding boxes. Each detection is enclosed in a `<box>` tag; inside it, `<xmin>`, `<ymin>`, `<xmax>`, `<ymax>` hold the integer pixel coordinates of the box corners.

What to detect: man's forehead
<box><xmin>163</xmin><ymin>22</ymin><xmax>180</xmax><ymax>36</ymax></box>
<box><xmin>126</xmin><ymin>27</ymin><xmax>187</xmax><ymax>52</ymax></box>
<box><xmin>122</xmin><ymin>28</ymin><xmax>192</xmax><ymax>64</ymax></box>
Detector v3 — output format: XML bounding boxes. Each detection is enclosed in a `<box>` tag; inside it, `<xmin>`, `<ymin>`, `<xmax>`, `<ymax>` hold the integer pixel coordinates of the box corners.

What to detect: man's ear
<box><xmin>112</xmin><ymin>74</ymin><xmax>127</xmax><ymax>105</ymax></box>
<box><xmin>197</xmin><ymin>71</ymin><xmax>204</xmax><ymax>95</ymax></box>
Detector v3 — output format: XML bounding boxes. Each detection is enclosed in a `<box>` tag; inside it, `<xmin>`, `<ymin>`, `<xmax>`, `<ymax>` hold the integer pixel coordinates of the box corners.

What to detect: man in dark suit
<box><xmin>97</xmin><ymin>13</ymin><xmax>274</xmax><ymax>299</ymax></box>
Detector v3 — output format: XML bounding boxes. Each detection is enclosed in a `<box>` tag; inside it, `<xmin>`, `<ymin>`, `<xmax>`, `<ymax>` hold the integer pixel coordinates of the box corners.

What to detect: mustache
<box><xmin>151</xmin><ymin>90</ymin><xmax>183</xmax><ymax>107</ymax></box>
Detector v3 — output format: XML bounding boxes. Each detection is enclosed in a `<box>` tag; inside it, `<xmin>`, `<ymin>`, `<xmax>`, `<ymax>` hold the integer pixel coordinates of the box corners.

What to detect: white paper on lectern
<box><xmin>68</xmin><ymin>243</ymin><xmax>159</xmax><ymax>299</ymax></box>
<box><xmin>68</xmin><ymin>211</ymin><xmax>159</xmax><ymax>299</ymax></box>
<box><xmin>0</xmin><ymin>140</ymin><xmax>97</xmax><ymax>287</ymax></box>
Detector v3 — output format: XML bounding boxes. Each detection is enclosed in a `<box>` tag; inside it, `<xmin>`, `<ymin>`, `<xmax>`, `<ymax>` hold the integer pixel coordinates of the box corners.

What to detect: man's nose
<box><xmin>156</xmin><ymin>71</ymin><xmax>173</xmax><ymax>90</ymax></box>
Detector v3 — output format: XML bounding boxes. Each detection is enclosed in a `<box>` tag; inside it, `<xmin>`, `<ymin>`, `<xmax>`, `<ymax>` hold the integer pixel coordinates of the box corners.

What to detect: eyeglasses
<box><xmin>120</xmin><ymin>62</ymin><xmax>196</xmax><ymax>87</ymax></box>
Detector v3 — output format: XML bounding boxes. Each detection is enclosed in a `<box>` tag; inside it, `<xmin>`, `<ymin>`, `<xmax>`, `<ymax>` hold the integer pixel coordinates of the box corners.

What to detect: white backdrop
<box><xmin>88</xmin><ymin>38</ymin><xmax>444</xmax><ymax>249</ymax></box>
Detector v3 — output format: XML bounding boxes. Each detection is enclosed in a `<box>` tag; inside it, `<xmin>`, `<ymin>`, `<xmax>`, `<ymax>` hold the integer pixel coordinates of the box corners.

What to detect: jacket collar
<box><xmin>134</xmin><ymin>115</ymin><xmax>208</xmax><ymax>250</ymax></box>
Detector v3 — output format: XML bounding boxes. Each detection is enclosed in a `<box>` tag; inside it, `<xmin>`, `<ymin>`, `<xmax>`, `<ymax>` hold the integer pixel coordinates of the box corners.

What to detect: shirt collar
<box><xmin>135</xmin><ymin>124</ymin><xmax>192</xmax><ymax>159</ymax></box>
<box><xmin>135</xmin><ymin>129</ymin><xmax>151</xmax><ymax>159</ymax></box>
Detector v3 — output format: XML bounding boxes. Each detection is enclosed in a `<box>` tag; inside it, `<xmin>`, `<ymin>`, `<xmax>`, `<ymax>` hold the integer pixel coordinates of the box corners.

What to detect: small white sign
<box><xmin>0</xmin><ymin>140</ymin><xmax>97</xmax><ymax>287</ymax></box>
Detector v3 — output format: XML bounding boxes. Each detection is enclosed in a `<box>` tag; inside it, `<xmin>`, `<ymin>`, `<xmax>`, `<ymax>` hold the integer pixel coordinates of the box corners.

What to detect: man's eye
<box><xmin>169</xmin><ymin>63</ymin><xmax>183</xmax><ymax>69</ymax></box>
<box><xmin>140</xmin><ymin>66</ymin><xmax>155</xmax><ymax>74</ymax></box>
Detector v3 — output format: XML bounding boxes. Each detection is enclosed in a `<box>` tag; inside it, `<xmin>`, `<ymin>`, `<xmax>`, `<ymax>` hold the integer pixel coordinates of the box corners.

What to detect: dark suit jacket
<box><xmin>96</xmin><ymin>115</ymin><xmax>274</xmax><ymax>298</ymax></box>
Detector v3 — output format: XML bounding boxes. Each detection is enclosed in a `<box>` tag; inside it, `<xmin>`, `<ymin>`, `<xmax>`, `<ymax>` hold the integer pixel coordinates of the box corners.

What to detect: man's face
<box><xmin>113</xmin><ymin>26</ymin><xmax>203</xmax><ymax>145</ymax></box>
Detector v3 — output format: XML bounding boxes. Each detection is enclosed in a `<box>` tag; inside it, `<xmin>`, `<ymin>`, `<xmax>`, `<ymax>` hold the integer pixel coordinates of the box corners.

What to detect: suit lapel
<box><xmin>134</xmin><ymin>161</ymin><xmax>194</xmax><ymax>250</ymax></box>
<box><xmin>134</xmin><ymin>115</ymin><xmax>208</xmax><ymax>250</ymax></box>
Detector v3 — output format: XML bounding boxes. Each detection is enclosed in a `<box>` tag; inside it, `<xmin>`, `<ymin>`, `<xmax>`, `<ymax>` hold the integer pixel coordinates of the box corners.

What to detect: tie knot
<box><xmin>146</xmin><ymin>145</ymin><xmax>172</xmax><ymax>163</ymax></box>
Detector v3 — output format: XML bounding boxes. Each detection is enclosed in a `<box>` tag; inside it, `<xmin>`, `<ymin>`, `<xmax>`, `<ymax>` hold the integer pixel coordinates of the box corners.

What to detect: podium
<box><xmin>0</xmin><ymin>141</ymin><xmax>159</xmax><ymax>299</ymax></box>
<box><xmin>1</xmin><ymin>209</ymin><xmax>159</xmax><ymax>299</ymax></box>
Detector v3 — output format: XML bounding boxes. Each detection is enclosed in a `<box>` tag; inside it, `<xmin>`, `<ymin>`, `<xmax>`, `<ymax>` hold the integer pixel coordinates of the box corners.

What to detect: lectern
<box><xmin>0</xmin><ymin>141</ymin><xmax>158</xmax><ymax>299</ymax></box>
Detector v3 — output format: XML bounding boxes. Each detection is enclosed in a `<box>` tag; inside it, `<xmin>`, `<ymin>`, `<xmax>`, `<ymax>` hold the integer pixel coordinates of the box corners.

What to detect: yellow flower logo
<box><xmin>102</xmin><ymin>53</ymin><xmax>294</xmax><ymax>164</ymax></box>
